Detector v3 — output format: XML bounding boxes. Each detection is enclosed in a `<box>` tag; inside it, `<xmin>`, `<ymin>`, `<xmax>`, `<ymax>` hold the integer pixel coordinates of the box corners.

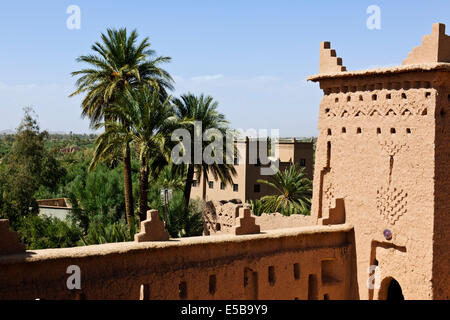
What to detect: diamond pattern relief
<box><xmin>376</xmin><ymin>186</ymin><xmax>408</xmax><ymax>225</ymax></box>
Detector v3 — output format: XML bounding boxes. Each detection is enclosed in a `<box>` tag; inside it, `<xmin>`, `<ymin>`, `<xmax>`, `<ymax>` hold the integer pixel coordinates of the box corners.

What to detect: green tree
<box><xmin>17</xmin><ymin>215</ymin><xmax>82</xmax><ymax>250</ymax></box>
<box><xmin>257</xmin><ymin>165</ymin><xmax>312</xmax><ymax>216</ymax></box>
<box><xmin>70</xmin><ymin>28</ymin><xmax>173</xmax><ymax>227</ymax></box>
<box><xmin>0</xmin><ymin>108</ymin><xmax>66</xmax><ymax>228</ymax></box>
<box><xmin>148</xmin><ymin>188</ymin><xmax>204</xmax><ymax>238</ymax></box>
<box><xmin>158</xmin><ymin>164</ymin><xmax>185</xmax><ymax>191</ymax></box>
<box><xmin>172</xmin><ymin>93</ymin><xmax>237</xmax><ymax>208</ymax></box>
<box><xmin>68</xmin><ymin>160</ymin><xmax>127</xmax><ymax>233</ymax></box>
<box><xmin>91</xmin><ymin>87</ymin><xmax>178</xmax><ymax>222</ymax></box>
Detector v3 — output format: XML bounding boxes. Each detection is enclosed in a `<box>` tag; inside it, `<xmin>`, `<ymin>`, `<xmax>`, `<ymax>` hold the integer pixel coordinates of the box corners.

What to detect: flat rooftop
<box><xmin>308</xmin><ymin>62</ymin><xmax>450</xmax><ymax>82</ymax></box>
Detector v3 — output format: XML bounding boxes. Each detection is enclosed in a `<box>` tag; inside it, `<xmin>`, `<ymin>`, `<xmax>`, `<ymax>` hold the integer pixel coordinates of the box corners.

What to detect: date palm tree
<box><xmin>158</xmin><ymin>164</ymin><xmax>185</xmax><ymax>192</ymax></box>
<box><xmin>257</xmin><ymin>165</ymin><xmax>312</xmax><ymax>215</ymax></box>
<box><xmin>91</xmin><ymin>86</ymin><xmax>178</xmax><ymax>223</ymax></box>
<box><xmin>70</xmin><ymin>28</ymin><xmax>173</xmax><ymax>227</ymax></box>
<box><xmin>172</xmin><ymin>93</ymin><xmax>237</xmax><ymax>208</ymax></box>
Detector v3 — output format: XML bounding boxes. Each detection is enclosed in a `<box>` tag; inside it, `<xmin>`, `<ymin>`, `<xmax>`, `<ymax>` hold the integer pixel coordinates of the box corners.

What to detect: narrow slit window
<box><xmin>293</xmin><ymin>263</ymin><xmax>300</xmax><ymax>280</ymax></box>
<box><xmin>268</xmin><ymin>266</ymin><xmax>275</xmax><ymax>286</ymax></box>
<box><xmin>209</xmin><ymin>275</ymin><xmax>216</xmax><ymax>295</ymax></box>
<box><xmin>179</xmin><ymin>281</ymin><xmax>187</xmax><ymax>299</ymax></box>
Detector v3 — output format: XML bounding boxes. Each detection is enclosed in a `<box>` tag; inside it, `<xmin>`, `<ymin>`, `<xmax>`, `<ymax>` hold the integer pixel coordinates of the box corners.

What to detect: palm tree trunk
<box><xmin>201</xmin><ymin>169</ymin><xmax>207</xmax><ymax>201</ymax></box>
<box><xmin>138</xmin><ymin>158</ymin><xmax>149</xmax><ymax>223</ymax></box>
<box><xmin>183</xmin><ymin>164</ymin><xmax>195</xmax><ymax>208</ymax></box>
<box><xmin>123</xmin><ymin>144</ymin><xmax>134</xmax><ymax>228</ymax></box>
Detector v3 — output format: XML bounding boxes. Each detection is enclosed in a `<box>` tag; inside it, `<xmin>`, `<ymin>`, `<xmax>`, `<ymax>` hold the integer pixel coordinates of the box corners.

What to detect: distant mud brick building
<box><xmin>190</xmin><ymin>138</ymin><xmax>314</xmax><ymax>203</ymax></box>
<box><xmin>36</xmin><ymin>198</ymin><xmax>72</xmax><ymax>220</ymax></box>
<box><xmin>308</xmin><ymin>23</ymin><xmax>450</xmax><ymax>299</ymax></box>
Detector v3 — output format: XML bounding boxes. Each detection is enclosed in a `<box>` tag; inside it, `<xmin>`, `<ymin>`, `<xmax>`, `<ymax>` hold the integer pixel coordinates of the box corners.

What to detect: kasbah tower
<box><xmin>308</xmin><ymin>23</ymin><xmax>450</xmax><ymax>299</ymax></box>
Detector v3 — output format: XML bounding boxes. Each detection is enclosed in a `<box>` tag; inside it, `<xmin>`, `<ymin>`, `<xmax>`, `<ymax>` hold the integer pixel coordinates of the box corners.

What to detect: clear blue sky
<box><xmin>0</xmin><ymin>1</ymin><xmax>448</xmax><ymax>136</ymax></box>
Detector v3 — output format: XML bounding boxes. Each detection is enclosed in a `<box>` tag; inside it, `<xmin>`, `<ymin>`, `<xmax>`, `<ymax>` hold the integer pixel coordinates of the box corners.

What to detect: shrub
<box><xmin>17</xmin><ymin>215</ymin><xmax>82</xmax><ymax>250</ymax></box>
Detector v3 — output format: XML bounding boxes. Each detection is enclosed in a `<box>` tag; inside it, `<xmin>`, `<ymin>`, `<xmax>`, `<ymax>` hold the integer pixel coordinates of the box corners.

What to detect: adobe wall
<box><xmin>312</xmin><ymin>60</ymin><xmax>449</xmax><ymax>299</ymax></box>
<box><xmin>433</xmin><ymin>77</ymin><xmax>450</xmax><ymax>299</ymax></box>
<box><xmin>0</xmin><ymin>225</ymin><xmax>355</xmax><ymax>300</ymax></box>
<box><xmin>278</xmin><ymin>141</ymin><xmax>314</xmax><ymax>178</ymax></box>
<box><xmin>292</xmin><ymin>141</ymin><xmax>315</xmax><ymax>179</ymax></box>
<box><xmin>204</xmin><ymin>201</ymin><xmax>313</xmax><ymax>235</ymax></box>
<box><xmin>308</xmin><ymin>23</ymin><xmax>450</xmax><ymax>299</ymax></box>
<box><xmin>190</xmin><ymin>142</ymin><xmax>248</xmax><ymax>202</ymax></box>
<box><xmin>311</xmin><ymin>70</ymin><xmax>446</xmax><ymax>300</ymax></box>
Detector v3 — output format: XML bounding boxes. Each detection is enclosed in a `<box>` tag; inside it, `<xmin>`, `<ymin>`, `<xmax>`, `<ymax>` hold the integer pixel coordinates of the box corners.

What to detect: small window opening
<box><xmin>209</xmin><ymin>275</ymin><xmax>217</xmax><ymax>295</ymax></box>
<box><xmin>293</xmin><ymin>263</ymin><xmax>300</xmax><ymax>280</ymax></box>
<box><xmin>268</xmin><ymin>266</ymin><xmax>276</xmax><ymax>286</ymax></box>
<box><xmin>179</xmin><ymin>281</ymin><xmax>187</xmax><ymax>299</ymax></box>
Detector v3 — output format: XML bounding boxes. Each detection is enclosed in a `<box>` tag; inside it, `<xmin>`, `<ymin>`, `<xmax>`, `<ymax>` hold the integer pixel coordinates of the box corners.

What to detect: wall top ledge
<box><xmin>307</xmin><ymin>62</ymin><xmax>450</xmax><ymax>82</ymax></box>
<box><xmin>0</xmin><ymin>224</ymin><xmax>353</xmax><ymax>264</ymax></box>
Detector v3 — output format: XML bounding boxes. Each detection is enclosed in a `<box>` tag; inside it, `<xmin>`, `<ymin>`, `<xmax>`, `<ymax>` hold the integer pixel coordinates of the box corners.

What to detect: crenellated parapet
<box><xmin>403</xmin><ymin>23</ymin><xmax>450</xmax><ymax>65</ymax></box>
<box><xmin>319</xmin><ymin>41</ymin><xmax>347</xmax><ymax>74</ymax></box>
<box><xmin>134</xmin><ymin>209</ymin><xmax>170</xmax><ymax>242</ymax></box>
<box><xmin>232</xmin><ymin>207</ymin><xmax>260</xmax><ymax>235</ymax></box>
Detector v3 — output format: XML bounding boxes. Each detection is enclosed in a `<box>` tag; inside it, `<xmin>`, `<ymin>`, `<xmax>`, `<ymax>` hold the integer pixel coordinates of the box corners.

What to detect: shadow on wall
<box><xmin>378</xmin><ymin>277</ymin><xmax>405</xmax><ymax>300</ymax></box>
<box><xmin>368</xmin><ymin>240</ymin><xmax>407</xmax><ymax>300</ymax></box>
<box><xmin>348</xmin><ymin>228</ymin><xmax>360</xmax><ymax>300</ymax></box>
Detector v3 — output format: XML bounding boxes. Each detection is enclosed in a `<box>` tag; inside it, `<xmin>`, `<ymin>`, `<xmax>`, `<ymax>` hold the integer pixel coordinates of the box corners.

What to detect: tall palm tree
<box><xmin>158</xmin><ymin>164</ymin><xmax>185</xmax><ymax>192</ymax></box>
<box><xmin>91</xmin><ymin>86</ymin><xmax>178</xmax><ymax>223</ymax></box>
<box><xmin>257</xmin><ymin>165</ymin><xmax>312</xmax><ymax>215</ymax></box>
<box><xmin>70</xmin><ymin>28</ymin><xmax>173</xmax><ymax>226</ymax></box>
<box><xmin>172</xmin><ymin>93</ymin><xmax>237</xmax><ymax>208</ymax></box>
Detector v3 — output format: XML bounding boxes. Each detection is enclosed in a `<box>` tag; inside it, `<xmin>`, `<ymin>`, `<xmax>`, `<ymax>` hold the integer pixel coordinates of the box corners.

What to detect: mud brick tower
<box><xmin>308</xmin><ymin>23</ymin><xmax>450</xmax><ymax>299</ymax></box>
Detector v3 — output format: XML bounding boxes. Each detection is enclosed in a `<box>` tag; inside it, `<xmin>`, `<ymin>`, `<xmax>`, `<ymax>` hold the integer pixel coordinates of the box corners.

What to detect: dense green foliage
<box><xmin>0</xmin><ymin>27</ymin><xmax>314</xmax><ymax>251</ymax></box>
<box><xmin>0</xmin><ymin>108</ymin><xmax>66</xmax><ymax>229</ymax></box>
<box><xmin>247</xmin><ymin>199</ymin><xmax>265</xmax><ymax>216</ymax></box>
<box><xmin>17</xmin><ymin>215</ymin><xmax>82</xmax><ymax>250</ymax></box>
<box><xmin>0</xmin><ymin>108</ymin><xmax>204</xmax><ymax>249</ymax></box>
<box><xmin>256</xmin><ymin>165</ymin><xmax>312</xmax><ymax>216</ymax></box>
